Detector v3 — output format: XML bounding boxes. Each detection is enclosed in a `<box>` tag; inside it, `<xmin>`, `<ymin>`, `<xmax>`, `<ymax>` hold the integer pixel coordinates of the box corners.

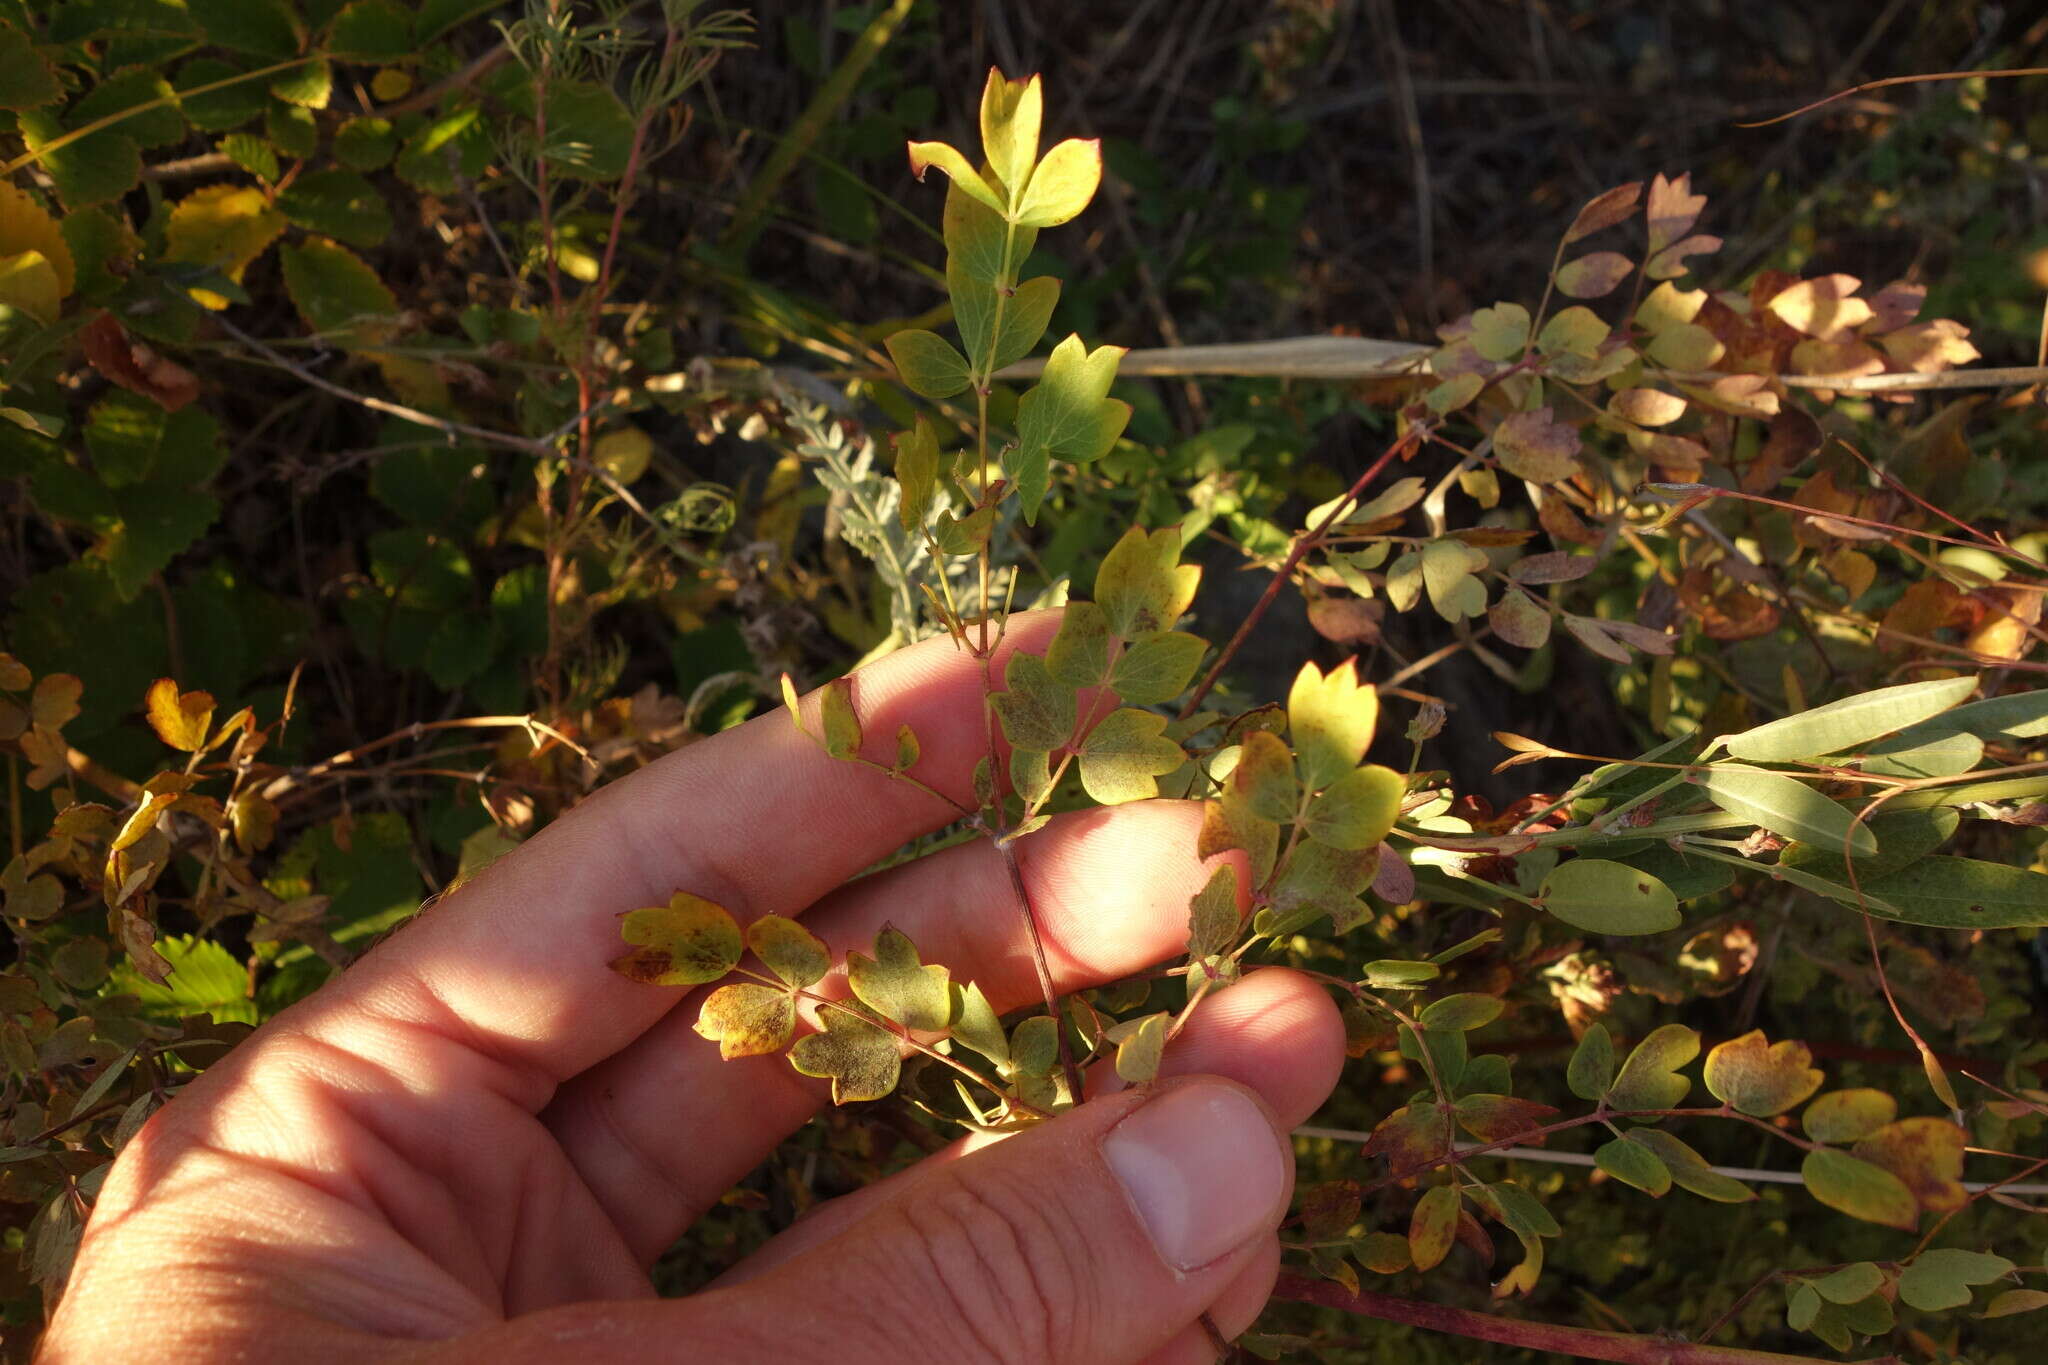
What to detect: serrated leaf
<box><xmin>328</xmin><ymin>0</ymin><xmax>413</xmax><ymax>59</ymax></box>
<box><xmin>1721</xmin><ymin>677</ymin><xmax>1979</xmax><ymax>763</ymax></box>
<box><xmin>611</xmin><ymin>892</ymin><xmax>742</xmax><ymax>986</ymax></box>
<box><xmin>693</xmin><ymin>983</ymin><xmax>796</xmax><ymax>1059</ymax></box>
<box><xmin>1703</xmin><ymin>1030</ymin><xmax>1823</xmax><ymax>1116</ymax></box>
<box><xmin>279</xmin><ymin>238</ymin><xmax>398</xmax><ymax>346</ymax></box>
<box><xmin>990</xmin><ymin>650</ymin><xmax>1076</xmax><ymax>750</ymax></box>
<box><xmin>1606</xmin><ymin>1023</ymin><xmax>1698</xmax><ymax>1110</ymax></box>
<box><xmin>277</xmin><ymin>169</ymin><xmax>391</xmax><ymax>248</ymax></box>
<box><xmin>1802</xmin><ymin>1148</ymin><xmax>1918</xmax><ymax>1230</ymax></box>
<box><xmin>789</xmin><ymin>1008</ymin><xmax>900</xmax><ymax>1103</ymax></box>
<box><xmin>161</xmin><ymin>184</ymin><xmax>287</xmax><ymax>310</ymax></box>
<box><xmin>1699</xmin><ymin>764</ymin><xmax>1877</xmax><ymax>859</ymax></box>
<box><xmin>1540</xmin><ymin>859</ymin><xmax>1680</xmax><ymax>935</ymax></box>
<box><xmin>1077</xmin><ymin>708</ymin><xmax>1184</xmax><ymax>805</ymax></box>
<box><xmin>19</xmin><ymin>110</ymin><xmax>139</xmax><ymax>208</ymax></box>
<box><xmin>847</xmin><ymin>926</ymin><xmax>951</xmax><ymax>1032</ymax></box>
<box><xmin>0</xmin><ymin>24</ymin><xmax>61</xmax><ymax>110</ymax></box>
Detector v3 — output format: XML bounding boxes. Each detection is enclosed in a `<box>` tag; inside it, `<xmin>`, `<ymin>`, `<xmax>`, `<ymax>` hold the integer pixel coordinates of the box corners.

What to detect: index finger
<box><xmin>293</xmin><ymin>614</ymin><xmax>1065</xmax><ymax>1096</ymax></box>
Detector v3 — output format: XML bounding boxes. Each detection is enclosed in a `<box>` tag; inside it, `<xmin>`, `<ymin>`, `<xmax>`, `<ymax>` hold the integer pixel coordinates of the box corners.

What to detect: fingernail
<box><xmin>1102</xmin><ymin>1080</ymin><xmax>1288</xmax><ymax>1272</ymax></box>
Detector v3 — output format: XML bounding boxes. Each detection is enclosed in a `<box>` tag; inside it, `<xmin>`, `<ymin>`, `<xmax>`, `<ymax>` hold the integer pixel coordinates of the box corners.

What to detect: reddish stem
<box><xmin>1270</xmin><ymin>1274</ymin><xmax>1892</xmax><ymax>1365</ymax></box>
<box><xmin>1179</xmin><ymin>425</ymin><xmax>1424</xmax><ymax>718</ymax></box>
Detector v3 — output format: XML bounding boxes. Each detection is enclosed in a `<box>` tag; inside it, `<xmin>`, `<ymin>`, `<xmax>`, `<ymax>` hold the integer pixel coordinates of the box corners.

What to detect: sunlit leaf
<box><xmin>1720</xmin><ymin>677</ymin><xmax>1978</xmax><ymax>763</ymax></box>
<box><xmin>1540</xmin><ymin>859</ymin><xmax>1680</xmax><ymax>936</ymax></box>
<box><xmin>847</xmin><ymin>926</ymin><xmax>951</xmax><ymax>1032</ymax></box>
<box><xmin>693</xmin><ymin>983</ymin><xmax>796</xmax><ymax>1059</ymax></box>
<box><xmin>1702</xmin><ymin>1030</ymin><xmax>1823</xmax><ymax>1116</ymax></box>
<box><xmin>789</xmin><ymin>1007</ymin><xmax>900</xmax><ymax>1103</ymax></box>
<box><xmin>1077</xmin><ymin>708</ymin><xmax>1185</xmax><ymax>804</ymax></box>
<box><xmin>1605</xmin><ymin>1023</ymin><xmax>1698</xmax><ymax>1110</ymax></box>
<box><xmin>1699</xmin><ymin>764</ymin><xmax>1877</xmax><ymax>858</ymax></box>
<box><xmin>611</xmin><ymin>892</ymin><xmax>743</xmax><ymax>986</ymax></box>
<box><xmin>1801</xmin><ymin>1148</ymin><xmax>1917</xmax><ymax>1230</ymax></box>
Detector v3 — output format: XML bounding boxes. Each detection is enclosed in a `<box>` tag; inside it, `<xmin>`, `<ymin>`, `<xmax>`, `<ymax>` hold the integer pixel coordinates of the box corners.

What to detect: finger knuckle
<box><xmin>886</xmin><ymin>1165</ymin><xmax>1094</xmax><ymax>1363</ymax></box>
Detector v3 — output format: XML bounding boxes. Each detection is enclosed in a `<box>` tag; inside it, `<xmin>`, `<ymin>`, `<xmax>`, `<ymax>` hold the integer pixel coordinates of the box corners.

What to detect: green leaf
<box><xmin>108</xmin><ymin>934</ymin><xmax>255</xmax><ymax>1024</ymax></box>
<box><xmin>847</xmin><ymin>926</ymin><xmax>951</xmax><ymax>1032</ymax></box>
<box><xmin>191</xmin><ymin>0</ymin><xmax>302</xmax><ymax>55</ymax></box>
<box><xmin>990</xmin><ymin>650</ymin><xmax>1077</xmax><ymax>751</ymax></box>
<box><xmin>277</xmin><ymin>170</ymin><xmax>391</xmax><ymax>248</ymax></box>
<box><xmin>1186</xmin><ymin>863</ymin><xmax>1240</xmax><ymax>959</ymax></box>
<box><xmin>270</xmin><ymin>58</ymin><xmax>332</xmax><ymax>109</ymax></box>
<box><xmin>1010</xmin><ymin>1014</ymin><xmax>1058</xmax><ymax>1077</ymax></box>
<box><xmin>894</xmin><ymin>725</ymin><xmax>920</xmax><ymax>772</ymax></box>
<box><xmin>1094</xmin><ymin>525</ymin><xmax>1199</xmax><ymax>640</ymax></box>
<box><xmin>1288</xmin><ymin>659</ymin><xmax>1380</xmax><ymax>790</ymax></box>
<box><xmin>1809</xmin><ymin>1262</ymin><xmax>1885</xmax><ymax>1306</ymax></box>
<box><xmin>1047</xmin><ymin>600</ymin><xmax>1112</xmax><ymax>687</ymax></box>
<box><xmin>952</xmin><ymin>266</ymin><xmax>1057</xmax><ymax>373</ymax></box>
<box><xmin>1230</xmin><ymin>731</ymin><xmax>1298</xmax><ymax>822</ymax></box>
<box><xmin>1420</xmin><ymin>539</ymin><xmax>1489</xmax><ymax>620</ymax></box>
<box><xmin>932</xmin><ymin>505</ymin><xmax>996</xmax><ymax>556</ymax></box>
<box><xmin>747</xmin><ymin>915</ymin><xmax>829</xmax><ymax>989</ymax></box>
<box><xmin>1567</xmin><ymin>1022</ymin><xmax>1615</xmax><ymax>1101</ymax></box>
<box><xmin>0</xmin><ymin>24</ymin><xmax>62</xmax><ymax>110</ymax></box>
<box><xmin>1303</xmin><ymin>764</ymin><xmax>1405</xmax><ymax>851</ymax></box>
<box><xmin>1721</xmin><ymin>677</ymin><xmax>1979</xmax><ymax>763</ymax></box>
<box><xmin>334</xmin><ymin>115</ymin><xmax>398</xmax><ymax>170</ymax></box>
<box><xmin>888</xmin><ymin>414</ymin><xmax>940</xmax><ymax>531</ymax></box>
<box><xmin>1419</xmin><ymin>993</ymin><xmax>1503</xmax><ymax>1032</ymax></box>
<box><xmin>1779</xmin><ymin>807</ymin><xmax>1958</xmax><ymax>881</ymax></box>
<box><xmin>819</xmin><ymin>676</ymin><xmax>861</xmax><ymax>759</ymax></box>
<box><xmin>1469</xmin><ymin>302</ymin><xmax>1531</xmax><ymax>361</ymax></box>
<box><xmin>1536</xmin><ymin>306</ymin><xmax>1609</xmax><ymax>357</ymax></box>
<box><xmin>1802</xmin><ymin>1148</ymin><xmax>1918</xmax><ymax>1230</ymax></box>
<box><xmin>423</xmin><ymin>610</ymin><xmax>501</xmax><ymax>689</ymax></box>
<box><xmin>1856</xmin><ymin>855</ymin><xmax>2048</xmax><ymax>930</ymax></box>
<box><xmin>1009</xmin><ymin>746</ymin><xmax>1051</xmax><ymax>808</ymax></box>
<box><xmin>1270</xmin><ymin>840</ymin><xmax>1377</xmax><ymax>931</ymax></box>
<box><xmin>610</xmin><ymin>892</ymin><xmax>743</xmax><ymax>986</ymax></box>
<box><xmin>1702</xmin><ymin>1030</ymin><xmax>1823</xmax><ymax>1116</ymax></box>
<box><xmin>907</xmin><ymin>139</ymin><xmax>1005</xmax><ymax>215</ymax></box>
<box><xmin>539</xmin><ymin>80</ymin><xmax>634</xmax><ymax>178</ymax></box>
<box><xmin>1077</xmin><ymin>708</ymin><xmax>1185</xmax><ymax>805</ymax></box>
<box><xmin>1983</xmin><ymin>1289</ymin><xmax>2048</xmax><ymax>1319</ymax></box>
<box><xmin>978</xmin><ymin>68</ymin><xmax>1041</xmax><ymax>197</ymax></box>
<box><xmin>1699</xmin><ymin>764</ymin><xmax>1877</xmax><ymax>859</ymax></box>
<box><xmin>1803</xmin><ymin>1089</ymin><xmax>1897</xmax><ymax>1144</ymax></box>
<box><xmin>950</xmin><ymin>980</ymin><xmax>1008</xmax><ymax>1065</ymax></box>
<box><xmin>1898</xmin><ymin>689</ymin><xmax>2048</xmax><ymax>742</ymax></box>
<box><xmin>219</xmin><ymin>132</ymin><xmax>279</xmax><ymax>182</ymax></box>
<box><xmin>1110</xmin><ymin>630</ymin><xmax>1205</xmax><ymax>705</ymax></box>
<box><xmin>327</xmin><ymin>0</ymin><xmax>413</xmax><ymax>59</ymax></box>
<box><xmin>175</xmin><ymin>58</ymin><xmax>267</xmax><ymax>131</ymax></box>
<box><xmin>1849</xmin><ymin>729</ymin><xmax>1983</xmax><ymax>779</ymax></box>
<box><xmin>693</xmin><ymin>983</ymin><xmax>796</xmax><ymax>1059</ymax></box>
<box><xmin>1013</xmin><ymin>334</ymin><xmax>1131</xmax><ymax>515</ymax></box>
<box><xmin>789</xmin><ymin>1008</ymin><xmax>900</xmax><ymax>1103</ymax></box>
<box><xmin>1606</xmin><ymin>1023</ymin><xmax>1698</xmax><ymax>1110</ymax></box>
<box><xmin>1623</xmin><ymin>1128</ymin><xmax>1754</xmax><ymax>1202</ymax></box>
<box><xmin>17</xmin><ymin>111</ymin><xmax>139</xmax><ymax>208</ymax></box>
<box><xmin>69</xmin><ymin>70</ymin><xmax>184</xmax><ymax>148</ymax></box>
<box><xmin>1113</xmin><ymin>1012</ymin><xmax>1167</xmax><ymax>1083</ymax></box>
<box><xmin>884</xmin><ymin>328</ymin><xmax>972</xmax><ymax>399</ymax></box>
<box><xmin>279</xmin><ymin>238</ymin><xmax>398</xmax><ymax>346</ymax></box>
<box><xmin>1364</xmin><ymin>960</ymin><xmax>1439</xmax><ymax>988</ymax></box>
<box><xmin>1595</xmin><ymin>1137</ymin><xmax>1671</xmax><ymax>1195</ymax></box>
<box><xmin>943</xmin><ymin>171</ymin><xmax>1033</xmax><ymax>284</ymax></box>
<box><xmin>1015</xmin><ymin>136</ymin><xmax>1102</xmax><ymax>227</ymax></box>
<box><xmin>1617</xmin><ymin>844</ymin><xmax>1736</xmax><ymax>901</ymax></box>
<box><xmin>1539</xmin><ymin>859</ymin><xmax>1680</xmax><ymax>935</ymax></box>
<box><xmin>1409</xmin><ymin>1184</ymin><xmax>1459</xmax><ymax>1271</ymax></box>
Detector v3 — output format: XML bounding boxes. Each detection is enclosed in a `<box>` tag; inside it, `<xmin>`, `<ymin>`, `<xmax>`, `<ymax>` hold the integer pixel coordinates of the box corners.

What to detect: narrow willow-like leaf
<box><xmin>1539</xmin><ymin>859</ymin><xmax>1680</xmax><ymax>935</ymax></box>
<box><xmin>1720</xmin><ymin>677</ymin><xmax>1978</xmax><ymax>762</ymax></box>
<box><xmin>1856</xmin><ymin>855</ymin><xmax>2048</xmax><ymax>929</ymax></box>
<box><xmin>1699</xmin><ymin>764</ymin><xmax>1877</xmax><ymax>858</ymax></box>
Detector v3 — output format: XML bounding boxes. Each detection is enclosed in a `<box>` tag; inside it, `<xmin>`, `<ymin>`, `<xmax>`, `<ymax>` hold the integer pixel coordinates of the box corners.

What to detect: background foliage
<box><xmin>4</xmin><ymin>1</ymin><xmax>2048</xmax><ymax>1360</ymax></box>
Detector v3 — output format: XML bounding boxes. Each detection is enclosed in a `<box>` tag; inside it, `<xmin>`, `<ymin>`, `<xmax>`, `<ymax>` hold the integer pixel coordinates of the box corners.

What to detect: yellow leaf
<box><xmin>163</xmin><ymin>185</ymin><xmax>288</xmax><ymax>310</ymax></box>
<box><xmin>144</xmin><ymin>677</ymin><xmax>215</xmax><ymax>752</ymax></box>
<box><xmin>593</xmin><ymin>426</ymin><xmax>654</xmax><ymax>483</ymax></box>
<box><xmin>0</xmin><ymin>250</ymin><xmax>61</xmax><ymax>323</ymax></box>
<box><xmin>0</xmin><ymin>183</ymin><xmax>74</xmax><ymax>296</ymax></box>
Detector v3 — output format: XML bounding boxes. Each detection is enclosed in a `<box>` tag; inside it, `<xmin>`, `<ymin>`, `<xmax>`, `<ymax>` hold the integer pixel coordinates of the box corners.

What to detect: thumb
<box><xmin>693</xmin><ymin>1076</ymin><xmax>1293</xmax><ymax>1364</ymax></box>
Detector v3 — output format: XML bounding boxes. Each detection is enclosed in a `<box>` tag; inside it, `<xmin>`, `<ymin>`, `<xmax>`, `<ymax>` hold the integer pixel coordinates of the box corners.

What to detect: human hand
<box><xmin>39</xmin><ymin>618</ymin><xmax>1345</xmax><ymax>1364</ymax></box>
